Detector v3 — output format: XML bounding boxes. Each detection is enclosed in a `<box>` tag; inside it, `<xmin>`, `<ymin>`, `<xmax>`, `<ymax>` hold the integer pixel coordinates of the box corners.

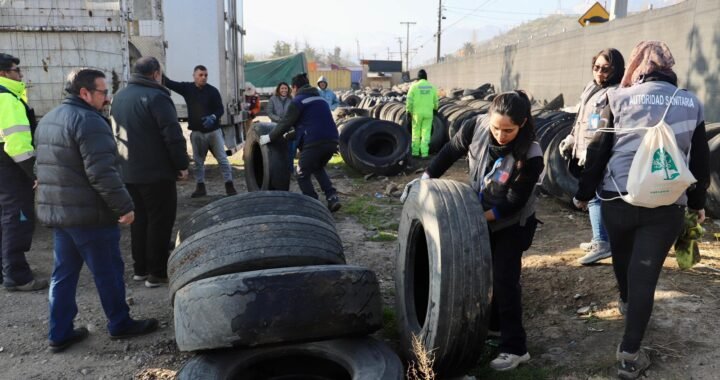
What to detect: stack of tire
<box><xmin>170</xmin><ymin>191</ymin><xmax>403</xmax><ymax>379</ymax></box>
<box><xmin>243</xmin><ymin>123</ymin><xmax>290</xmax><ymax>191</ymax></box>
<box><xmin>372</xmin><ymin>101</ymin><xmax>447</xmax><ymax>154</ymax></box>
<box><xmin>395</xmin><ymin>179</ymin><xmax>493</xmax><ymax>377</ymax></box>
<box><xmin>337</xmin><ymin>116</ymin><xmax>411</xmax><ymax>176</ymax></box>
<box><xmin>437</xmin><ymin>97</ymin><xmax>492</xmax><ymax>141</ymax></box>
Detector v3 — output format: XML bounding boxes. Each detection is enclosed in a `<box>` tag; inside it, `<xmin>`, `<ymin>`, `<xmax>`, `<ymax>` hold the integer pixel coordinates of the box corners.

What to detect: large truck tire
<box><xmin>174</xmin><ymin>265</ymin><xmax>383</xmax><ymax>352</ymax></box>
<box><xmin>541</xmin><ymin>123</ymin><xmax>578</xmax><ymax>204</ymax></box>
<box><xmin>348</xmin><ymin>120</ymin><xmax>410</xmax><ymax>176</ymax></box>
<box><xmin>175</xmin><ymin>191</ymin><xmax>335</xmax><ymax>245</ymax></box>
<box><xmin>176</xmin><ymin>337</ymin><xmax>403</xmax><ymax>380</ymax></box>
<box><xmin>244</xmin><ymin>123</ymin><xmax>290</xmax><ymax>191</ymax></box>
<box><xmin>338</xmin><ymin>116</ymin><xmax>373</xmax><ymax>166</ymax></box>
<box><xmin>396</xmin><ymin>179</ymin><xmax>493</xmax><ymax>377</ymax></box>
<box><xmin>168</xmin><ymin>215</ymin><xmax>344</xmax><ymax>302</ymax></box>
<box><xmin>705</xmin><ymin>135</ymin><xmax>720</xmax><ymax>218</ymax></box>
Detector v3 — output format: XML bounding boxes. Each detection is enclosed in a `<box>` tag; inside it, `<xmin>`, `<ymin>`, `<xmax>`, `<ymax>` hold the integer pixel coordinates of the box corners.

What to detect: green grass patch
<box><xmin>381</xmin><ymin>307</ymin><xmax>400</xmax><ymax>341</ymax></box>
<box><xmin>342</xmin><ymin>195</ymin><xmax>399</xmax><ymax>241</ymax></box>
<box><xmin>470</xmin><ymin>346</ymin><xmax>560</xmax><ymax>380</ymax></box>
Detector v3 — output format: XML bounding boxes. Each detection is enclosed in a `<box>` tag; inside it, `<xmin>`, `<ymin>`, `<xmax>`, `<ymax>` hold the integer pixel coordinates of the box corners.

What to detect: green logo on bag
<box><xmin>651</xmin><ymin>148</ymin><xmax>680</xmax><ymax>180</ymax></box>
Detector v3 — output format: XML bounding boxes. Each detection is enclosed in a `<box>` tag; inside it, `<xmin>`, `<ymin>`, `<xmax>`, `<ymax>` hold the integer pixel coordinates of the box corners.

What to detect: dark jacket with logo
<box><xmin>268</xmin><ymin>85</ymin><xmax>338</xmax><ymax>147</ymax></box>
<box><xmin>111</xmin><ymin>75</ymin><xmax>189</xmax><ymax>184</ymax></box>
<box><xmin>35</xmin><ymin>96</ymin><xmax>134</xmax><ymax>227</ymax></box>
<box><xmin>427</xmin><ymin>115</ymin><xmax>544</xmax><ymax>231</ymax></box>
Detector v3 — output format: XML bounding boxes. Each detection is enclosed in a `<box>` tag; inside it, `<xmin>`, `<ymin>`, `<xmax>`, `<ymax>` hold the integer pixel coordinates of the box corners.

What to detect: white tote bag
<box><xmin>609</xmin><ymin>88</ymin><xmax>696</xmax><ymax>208</ymax></box>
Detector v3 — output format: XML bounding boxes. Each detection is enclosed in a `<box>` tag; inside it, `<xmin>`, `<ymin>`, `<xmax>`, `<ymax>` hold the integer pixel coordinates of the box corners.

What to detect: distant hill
<box><xmin>453</xmin><ymin>14</ymin><xmax>582</xmax><ymax>58</ymax></box>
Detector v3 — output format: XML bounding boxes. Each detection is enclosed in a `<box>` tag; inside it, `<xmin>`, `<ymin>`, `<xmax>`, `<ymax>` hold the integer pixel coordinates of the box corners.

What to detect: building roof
<box><xmin>361</xmin><ymin>60</ymin><xmax>402</xmax><ymax>73</ymax></box>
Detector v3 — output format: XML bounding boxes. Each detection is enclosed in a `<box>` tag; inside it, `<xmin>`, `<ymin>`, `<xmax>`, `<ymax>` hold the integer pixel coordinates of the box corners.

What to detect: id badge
<box><xmin>588</xmin><ymin>113</ymin><xmax>601</xmax><ymax>130</ymax></box>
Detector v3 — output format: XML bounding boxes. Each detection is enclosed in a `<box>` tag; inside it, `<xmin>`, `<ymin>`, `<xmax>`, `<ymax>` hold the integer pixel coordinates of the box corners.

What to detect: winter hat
<box><xmin>245</xmin><ymin>82</ymin><xmax>256</xmax><ymax>96</ymax></box>
<box><xmin>417</xmin><ymin>69</ymin><xmax>427</xmax><ymax>80</ymax></box>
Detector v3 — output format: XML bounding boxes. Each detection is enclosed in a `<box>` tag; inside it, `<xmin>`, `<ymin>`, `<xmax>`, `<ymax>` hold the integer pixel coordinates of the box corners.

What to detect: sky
<box><xmin>243</xmin><ymin>0</ymin><xmax>683</xmax><ymax>67</ymax></box>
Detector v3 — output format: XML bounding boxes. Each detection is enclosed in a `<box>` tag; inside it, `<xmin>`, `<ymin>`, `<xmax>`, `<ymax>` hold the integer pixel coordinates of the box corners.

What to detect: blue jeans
<box><xmin>288</xmin><ymin>140</ymin><xmax>297</xmax><ymax>174</ymax></box>
<box><xmin>190</xmin><ymin>129</ymin><xmax>232</xmax><ymax>183</ymax></box>
<box><xmin>588</xmin><ymin>197</ymin><xmax>608</xmax><ymax>243</ymax></box>
<box><xmin>49</xmin><ymin>226</ymin><xmax>132</xmax><ymax>343</ymax></box>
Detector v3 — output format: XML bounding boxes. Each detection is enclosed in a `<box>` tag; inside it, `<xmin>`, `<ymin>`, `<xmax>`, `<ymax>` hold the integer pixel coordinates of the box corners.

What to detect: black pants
<box><xmin>296</xmin><ymin>142</ymin><xmax>337</xmax><ymax>200</ymax></box>
<box><xmin>602</xmin><ymin>200</ymin><xmax>684</xmax><ymax>353</ymax></box>
<box><xmin>488</xmin><ymin>216</ymin><xmax>537</xmax><ymax>355</ymax></box>
<box><xmin>126</xmin><ymin>181</ymin><xmax>177</xmax><ymax>278</ymax></box>
<box><xmin>0</xmin><ymin>164</ymin><xmax>35</xmax><ymax>287</ymax></box>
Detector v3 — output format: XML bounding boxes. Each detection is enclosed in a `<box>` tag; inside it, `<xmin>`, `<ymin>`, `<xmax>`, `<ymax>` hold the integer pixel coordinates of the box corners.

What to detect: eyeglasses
<box><xmin>592</xmin><ymin>65</ymin><xmax>612</xmax><ymax>74</ymax></box>
<box><xmin>4</xmin><ymin>67</ymin><xmax>21</xmax><ymax>73</ymax></box>
<box><xmin>92</xmin><ymin>89</ymin><xmax>109</xmax><ymax>96</ymax></box>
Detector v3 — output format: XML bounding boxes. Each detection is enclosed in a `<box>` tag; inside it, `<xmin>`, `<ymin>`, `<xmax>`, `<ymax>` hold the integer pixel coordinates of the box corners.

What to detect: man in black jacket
<box><xmin>164</xmin><ymin>65</ymin><xmax>237</xmax><ymax>197</ymax></box>
<box><xmin>35</xmin><ymin>69</ymin><xmax>158</xmax><ymax>353</ymax></box>
<box><xmin>111</xmin><ymin>57</ymin><xmax>189</xmax><ymax>288</ymax></box>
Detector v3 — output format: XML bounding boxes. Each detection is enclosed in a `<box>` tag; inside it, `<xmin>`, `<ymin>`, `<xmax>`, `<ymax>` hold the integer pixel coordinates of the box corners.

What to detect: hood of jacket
<box><xmin>0</xmin><ymin>76</ymin><xmax>26</xmax><ymax>100</ymax></box>
<box><xmin>129</xmin><ymin>74</ymin><xmax>171</xmax><ymax>96</ymax></box>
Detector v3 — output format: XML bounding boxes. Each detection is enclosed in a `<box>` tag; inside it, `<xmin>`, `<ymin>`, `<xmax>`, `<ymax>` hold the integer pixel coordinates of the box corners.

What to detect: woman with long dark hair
<box><xmin>560</xmin><ymin>48</ymin><xmax>625</xmax><ymax>265</ymax></box>
<box><xmin>403</xmin><ymin>91</ymin><xmax>544</xmax><ymax>371</ymax></box>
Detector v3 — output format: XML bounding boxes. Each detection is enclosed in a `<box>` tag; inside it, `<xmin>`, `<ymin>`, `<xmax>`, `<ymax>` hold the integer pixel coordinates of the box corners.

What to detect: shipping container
<box><xmin>308</xmin><ymin>70</ymin><xmax>351</xmax><ymax>90</ymax></box>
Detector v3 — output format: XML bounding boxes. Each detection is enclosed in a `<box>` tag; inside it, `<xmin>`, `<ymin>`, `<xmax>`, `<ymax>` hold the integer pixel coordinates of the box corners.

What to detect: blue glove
<box><xmin>201</xmin><ymin>114</ymin><xmax>217</xmax><ymax>129</ymax></box>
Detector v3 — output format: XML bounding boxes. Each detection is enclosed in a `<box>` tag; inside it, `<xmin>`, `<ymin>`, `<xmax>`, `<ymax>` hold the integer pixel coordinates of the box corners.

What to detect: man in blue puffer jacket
<box><xmin>259</xmin><ymin>73</ymin><xmax>341</xmax><ymax>212</ymax></box>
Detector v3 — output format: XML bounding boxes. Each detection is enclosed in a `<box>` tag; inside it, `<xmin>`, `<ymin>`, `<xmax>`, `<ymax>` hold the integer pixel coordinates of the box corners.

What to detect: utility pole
<box><xmin>400</xmin><ymin>21</ymin><xmax>416</xmax><ymax>71</ymax></box>
<box><xmin>436</xmin><ymin>0</ymin><xmax>442</xmax><ymax>63</ymax></box>
<box><xmin>387</xmin><ymin>47</ymin><xmax>391</xmax><ymax>60</ymax></box>
<box><xmin>397</xmin><ymin>37</ymin><xmax>403</xmax><ymax>64</ymax></box>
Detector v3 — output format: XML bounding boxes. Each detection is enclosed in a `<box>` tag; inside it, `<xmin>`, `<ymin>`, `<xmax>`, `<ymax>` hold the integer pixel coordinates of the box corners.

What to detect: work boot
<box><xmin>191</xmin><ymin>182</ymin><xmax>207</xmax><ymax>198</ymax></box>
<box><xmin>577</xmin><ymin>241</ymin><xmax>611</xmax><ymax>265</ymax></box>
<box><xmin>5</xmin><ymin>278</ymin><xmax>49</xmax><ymax>292</ymax></box>
<box><xmin>225</xmin><ymin>181</ymin><xmax>238</xmax><ymax>196</ymax></box>
<box><xmin>617</xmin><ymin>345</ymin><xmax>650</xmax><ymax>379</ymax></box>
<box><xmin>109</xmin><ymin>319</ymin><xmax>159</xmax><ymax>340</ymax></box>
<box><xmin>145</xmin><ymin>275</ymin><xmax>168</xmax><ymax>289</ymax></box>
<box><xmin>49</xmin><ymin>327</ymin><xmax>89</xmax><ymax>353</ymax></box>
<box><xmin>327</xmin><ymin>195</ymin><xmax>342</xmax><ymax>213</ymax></box>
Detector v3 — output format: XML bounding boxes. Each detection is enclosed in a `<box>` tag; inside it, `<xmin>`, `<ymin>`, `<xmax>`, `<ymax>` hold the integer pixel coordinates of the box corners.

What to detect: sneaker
<box><xmin>5</xmin><ymin>278</ymin><xmax>49</xmax><ymax>292</ymax></box>
<box><xmin>49</xmin><ymin>327</ymin><xmax>89</xmax><ymax>353</ymax></box>
<box><xmin>109</xmin><ymin>319</ymin><xmax>159</xmax><ymax>340</ymax></box>
<box><xmin>191</xmin><ymin>182</ymin><xmax>207</xmax><ymax>198</ymax></box>
<box><xmin>490</xmin><ymin>352</ymin><xmax>531</xmax><ymax>371</ymax></box>
<box><xmin>577</xmin><ymin>241</ymin><xmax>611</xmax><ymax>265</ymax></box>
<box><xmin>225</xmin><ymin>181</ymin><xmax>238</xmax><ymax>196</ymax></box>
<box><xmin>145</xmin><ymin>275</ymin><xmax>168</xmax><ymax>288</ymax></box>
<box><xmin>617</xmin><ymin>345</ymin><xmax>650</xmax><ymax>379</ymax></box>
<box><xmin>132</xmin><ymin>274</ymin><xmax>148</xmax><ymax>281</ymax></box>
<box><xmin>579</xmin><ymin>241</ymin><xmax>595</xmax><ymax>251</ymax></box>
<box><xmin>327</xmin><ymin>195</ymin><xmax>341</xmax><ymax>213</ymax></box>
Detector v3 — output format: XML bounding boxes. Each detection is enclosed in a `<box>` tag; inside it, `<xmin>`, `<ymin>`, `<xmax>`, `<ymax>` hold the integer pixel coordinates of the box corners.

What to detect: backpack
<box><xmin>605</xmin><ymin>88</ymin><xmax>696</xmax><ymax>208</ymax></box>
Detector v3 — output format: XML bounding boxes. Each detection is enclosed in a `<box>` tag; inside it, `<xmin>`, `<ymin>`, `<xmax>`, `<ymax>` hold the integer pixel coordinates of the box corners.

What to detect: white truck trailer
<box><xmin>0</xmin><ymin>0</ymin><xmax>246</xmax><ymax>153</ymax></box>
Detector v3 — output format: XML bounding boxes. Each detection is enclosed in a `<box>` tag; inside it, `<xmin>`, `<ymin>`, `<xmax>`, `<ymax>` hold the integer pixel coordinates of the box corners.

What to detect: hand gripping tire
<box><xmin>173</xmin><ymin>265</ymin><xmax>383</xmax><ymax>351</ymax></box>
<box><xmin>168</xmin><ymin>215</ymin><xmax>344</xmax><ymax>302</ymax></box>
<box><xmin>244</xmin><ymin>123</ymin><xmax>290</xmax><ymax>191</ymax></box>
<box><xmin>396</xmin><ymin>179</ymin><xmax>492</xmax><ymax>376</ymax></box>
<box><xmin>176</xmin><ymin>337</ymin><xmax>403</xmax><ymax>380</ymax></box>
<box><xmin>174</xmin><ymin>191</ymin><xmax>335</xmax><ymax>245</ymax></box>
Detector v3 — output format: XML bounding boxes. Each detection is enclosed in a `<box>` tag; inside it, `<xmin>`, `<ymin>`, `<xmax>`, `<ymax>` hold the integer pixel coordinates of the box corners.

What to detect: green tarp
<box><xmin>245</xmin><ymin>53</ymin><xmax>307</xmax><ymax>90</ymax></box>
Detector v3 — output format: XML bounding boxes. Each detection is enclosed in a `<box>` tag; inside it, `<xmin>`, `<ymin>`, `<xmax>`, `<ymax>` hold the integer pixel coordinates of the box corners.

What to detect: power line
<box><xmin>400</xmin><ymin>21</ymin><xmax>416</xmax><ymax>71</ymax></box>
<box><xmin>414</xmin><ymin>0</ymin><xmax>495</xmax><ymax>56</ymax></box>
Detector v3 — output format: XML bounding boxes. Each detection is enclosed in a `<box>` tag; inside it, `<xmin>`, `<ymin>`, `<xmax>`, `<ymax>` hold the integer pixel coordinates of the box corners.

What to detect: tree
<box><xmin>271</xmin><ymin>40</ymin><xmax>292</xmax><ymax>58</ymax></box>
<box><xmin>327</xmin><ymin>46</ymin><xmax>342</xmax><ymax>64</ymax></box>
<box><xmin>462</xmin><ymin>42</ymin><xmax>475</xmax><ymax>57</ymax></box>
<box><xmin>303</xmin><ymin>41</ymin><xmax>319</xmax><ymax>62</ymax></box>
<box><xmin>243</xmin><ymin>53</ymin><xmax>255</xmax><ymax>62</ymax></box>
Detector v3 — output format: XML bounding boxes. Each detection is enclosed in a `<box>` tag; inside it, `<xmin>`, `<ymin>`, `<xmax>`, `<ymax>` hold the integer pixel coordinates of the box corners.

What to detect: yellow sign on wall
<box><xmin>578</xmin><ymin>2</ymin><xmax>610</xmax><ymax>27</ymax></box>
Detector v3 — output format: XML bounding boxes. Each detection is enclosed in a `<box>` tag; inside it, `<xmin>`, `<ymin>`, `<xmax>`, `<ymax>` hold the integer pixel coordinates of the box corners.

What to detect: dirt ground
<box><xmin>2</xmin><ymin>138</ymin><xmax>720</xmax><ymax>379</ymax></box>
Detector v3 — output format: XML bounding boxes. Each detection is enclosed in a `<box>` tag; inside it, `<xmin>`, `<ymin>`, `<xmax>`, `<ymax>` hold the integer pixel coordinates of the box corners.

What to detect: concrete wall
<box><xmin>423</xmin><ymin>0</ymin><xmax>720</xmax><ymax>122</ymax></box>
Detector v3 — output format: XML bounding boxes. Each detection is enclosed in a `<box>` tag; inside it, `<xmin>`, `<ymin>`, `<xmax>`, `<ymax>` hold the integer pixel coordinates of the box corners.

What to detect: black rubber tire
<box><xmin>175</xmin><ymin>191</ymin><xmax>336</xmax><ymax>245</ymax></box>
<box><xmin>347</xmin><ymin>120</ymin><xmax>410</xmax><ymax>176</ymax></box>
<box><xmin>344</xmin><ymin>94</ymin><xmax>361</xmax><ymax>107</ymax></box>
<box><xmin>428</xmin><ymin>115</ymin><xmax>448</xmax><ymax>154</ymax></box>
<box><xmin>705</xmin><ymin>122</ymin><xmax>720</xmax><ymax>142</ymax></box>
<box><xmin>243</xmin><ymin>123</ymin><xmax>290</xmax><ymax>191</ymax></box>
<box><xmin>174</xmin><ymin>265</ymin><xmax>383</xmax><ymax>351</ymax></box>
<box><xmin>338</xmin><ymin>116</ymin><xmax>373</xmax><ymax>166</ymax></box>
<box><xmin>396</xmin><ymin>179</ymin><xmax>493</xmax><ymax>376</ymax></box>
<box><xmin>541</xmin><ymin>123</ymin><xmax>578</xmax><ymax>204</ymax></box>
<box><xmin>168</xmin><ymin>215</ymin><xmax>345</xmax><ymax>302</ymax></box>
<box><xmin>176</xmin><ymin>337</ymin><xmax>404</xmax><ymax>380</ymax></box>
<box><xmin>705</xmin><ymin>134</ymin><xmax>720</xmax><ymax>218</ymax></box>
